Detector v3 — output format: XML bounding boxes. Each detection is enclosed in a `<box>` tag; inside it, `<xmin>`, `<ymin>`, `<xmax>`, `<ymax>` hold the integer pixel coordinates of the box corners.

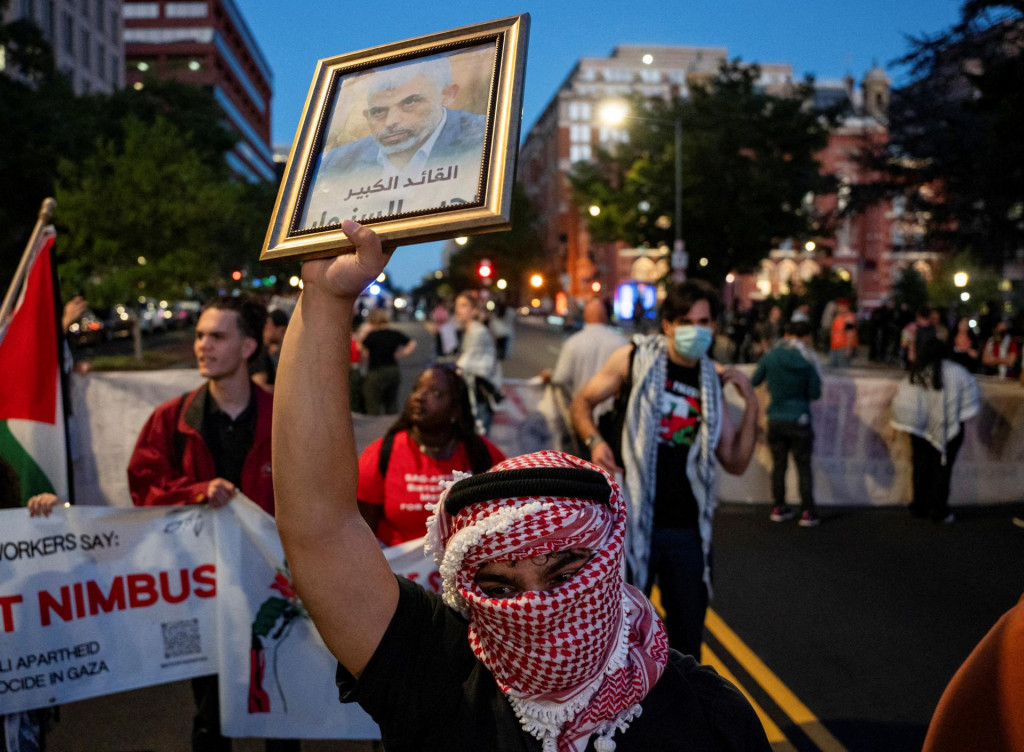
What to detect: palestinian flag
<box><xmin>0</xmin><ymin>233</ymin><xmax>70</xmax><ymax>506</ymax></box>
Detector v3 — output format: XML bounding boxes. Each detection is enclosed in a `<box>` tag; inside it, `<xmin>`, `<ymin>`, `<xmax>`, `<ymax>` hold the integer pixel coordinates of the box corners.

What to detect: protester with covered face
<box><xmin>569</xmin><ymin>279</ymin><xmax>759</xmax><ymax>660</ymax></box>
<box><xmin>272</xmin><ymin>221</ymin><xmax>770</xmax><ymax>751</ymax></box>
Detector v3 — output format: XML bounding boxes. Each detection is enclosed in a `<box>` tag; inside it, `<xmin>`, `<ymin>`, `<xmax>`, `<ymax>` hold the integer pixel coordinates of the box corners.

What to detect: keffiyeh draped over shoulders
<box><xmin>891</xmin><ymin>360</ymin><xmax>981</xmax><ymax>461</ymax></box>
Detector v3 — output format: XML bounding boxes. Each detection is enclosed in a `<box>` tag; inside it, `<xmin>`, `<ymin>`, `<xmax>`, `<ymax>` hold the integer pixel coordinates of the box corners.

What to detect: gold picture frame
<box><xmin>261</xmin><ymin>14</ymin><xmax>530</xmax><ymax>263</ymax></box>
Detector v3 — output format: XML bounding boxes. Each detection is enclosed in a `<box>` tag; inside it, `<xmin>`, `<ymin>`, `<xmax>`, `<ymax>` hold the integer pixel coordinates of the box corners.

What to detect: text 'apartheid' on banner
<box><xmin>0</xmin><ymin>504</ymin><xmax>218</xmax><ymax>715</ymax></box>
<box><xmin>1</xmin><ymin>494</ymin><xmax>440</xmax><ymax>740</ymax></box>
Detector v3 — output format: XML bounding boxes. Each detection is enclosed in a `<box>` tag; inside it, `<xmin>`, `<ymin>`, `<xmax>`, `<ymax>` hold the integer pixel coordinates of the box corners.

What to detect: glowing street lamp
<box><xmin>588</xmin><ymin>204</ymin><xmax>601</xmax><ymax>217</ymax></box>
<box><xmin>953</xmin><ymin>271</ymin><xmax>969</xmax><ymax>288</ymax></box>
<box><xmin>529</xmin><ymin>273</ymin><xmax>544</xmax><ymax>289</ymax></box>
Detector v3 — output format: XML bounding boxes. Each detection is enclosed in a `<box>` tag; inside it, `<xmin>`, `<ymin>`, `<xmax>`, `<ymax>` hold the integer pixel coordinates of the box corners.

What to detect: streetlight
<box><xmin>529</xmin><ymin>273</ymin><xmax>544</xmax><ymax>288</ymax></box>
<box><xmin>599</xmin><ymin>100</ymin><xmax>685</xmax><ymax>279</ymax></box>
<box><xmin>953</xmin><ymin>271</ymin><xmax>969</xmax><ymax>288</ymax></box>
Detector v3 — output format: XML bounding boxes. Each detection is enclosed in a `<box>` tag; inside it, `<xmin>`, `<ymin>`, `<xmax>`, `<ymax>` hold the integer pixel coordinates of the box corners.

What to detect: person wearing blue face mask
<box><xmin>571</xmin><ymin>280</ymin><xmax>759</xmax><ymax>658</ymax></box>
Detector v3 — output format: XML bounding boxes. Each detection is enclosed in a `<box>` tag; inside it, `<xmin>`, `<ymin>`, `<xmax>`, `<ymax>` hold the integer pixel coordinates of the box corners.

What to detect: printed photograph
<box><xmin>299</xmin><ymin>43</ymin><xmax>496</xmax><ymax>230</ymax></box>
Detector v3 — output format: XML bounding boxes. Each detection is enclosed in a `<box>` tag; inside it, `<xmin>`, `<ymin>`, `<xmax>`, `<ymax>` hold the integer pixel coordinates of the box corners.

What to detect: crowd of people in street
<box><xmin>6</xmin><ymin>223</ymin><xmax>1024</xmax><ymax>752</ymax></box>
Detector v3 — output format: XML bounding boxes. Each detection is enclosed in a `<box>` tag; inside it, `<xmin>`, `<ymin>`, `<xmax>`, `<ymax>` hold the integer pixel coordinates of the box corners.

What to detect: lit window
<box><xmin>166</xmin><ymin>2</ymin><xmax>207</xmax><ymax>17</ymax></box>
<box><xmin>122</xmin><ymin>3</ymin><xmax>158</xmax><ymax>18</ymax></box>
<box><xmin>570</xmin><ymin>144</ymin><xmax>592</xmax><ymax>163</ymax></box>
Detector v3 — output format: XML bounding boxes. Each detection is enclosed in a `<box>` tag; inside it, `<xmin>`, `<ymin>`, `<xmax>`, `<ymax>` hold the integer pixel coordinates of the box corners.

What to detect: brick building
<box><xmin>123</xmin><ymin>0</ymin><xmax>274</xmax><ymax>183</ymax></box>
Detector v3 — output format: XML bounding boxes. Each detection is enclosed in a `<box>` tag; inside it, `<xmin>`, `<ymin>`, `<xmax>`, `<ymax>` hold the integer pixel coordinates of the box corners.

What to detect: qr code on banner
<box><xmin>162</xmin><ymin>618</ymin><xmax>202</xmax><ymax>659</ymax></box>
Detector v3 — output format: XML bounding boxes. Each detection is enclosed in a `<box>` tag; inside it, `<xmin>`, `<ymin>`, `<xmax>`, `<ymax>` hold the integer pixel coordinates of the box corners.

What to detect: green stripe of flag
<box><xmin>0</xmin><ymin>419</ymin><xmax>55</xmax><ymax>506</ymax></box>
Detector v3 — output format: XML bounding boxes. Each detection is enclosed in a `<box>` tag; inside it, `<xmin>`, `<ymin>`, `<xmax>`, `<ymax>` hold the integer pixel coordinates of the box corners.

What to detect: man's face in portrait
<box><xmin>363</xmin><ymin>73</ymin><xmax>457</xmax><ymax>157</ymax></box>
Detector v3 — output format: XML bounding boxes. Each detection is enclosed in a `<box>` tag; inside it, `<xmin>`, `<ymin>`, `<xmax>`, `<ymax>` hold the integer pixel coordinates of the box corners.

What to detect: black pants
<box><xmin>191</xmin><ymin>675</ymin><xmax>300</xmax><ymax>752</ymax></box>
<box><xmin>645</xmin><ymin>528</ymin><xmax>708</xmax><ymax>659</ymax></box>
<box><xmin>909</xmin><ymin>427</ymin><xmax>964</xmax><ymax>520</ymax></box>
<box><xmin>767</xmin><ymin>421</ymin><xmax>815</xmax><ymax>512</ymax></box>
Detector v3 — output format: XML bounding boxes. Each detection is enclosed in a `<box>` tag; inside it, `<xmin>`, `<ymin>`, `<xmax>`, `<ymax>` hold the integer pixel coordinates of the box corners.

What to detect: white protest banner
<box><xmin>0</xmin><ymin>504</ymin><xmax>218</xmax><ymax>715</ymax></box>
<box><xmin>215</xmin><ymin>497</ymin><xmax>439</xmax><ymax>739</ymax></box>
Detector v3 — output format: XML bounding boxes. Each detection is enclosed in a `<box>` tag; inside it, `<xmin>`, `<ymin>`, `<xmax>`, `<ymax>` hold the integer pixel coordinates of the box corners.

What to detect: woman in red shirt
<box><xmin>357</xmin><ymin>366</ymin><xmax>505</xmax><ymax>545</ymax></box>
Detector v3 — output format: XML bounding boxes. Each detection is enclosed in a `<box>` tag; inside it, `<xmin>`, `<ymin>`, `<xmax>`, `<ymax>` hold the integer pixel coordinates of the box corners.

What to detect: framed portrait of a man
<box><xmin>261</xmin><ymin>15</ymin><xmax>529</xmax><ymax>263</ymax></box>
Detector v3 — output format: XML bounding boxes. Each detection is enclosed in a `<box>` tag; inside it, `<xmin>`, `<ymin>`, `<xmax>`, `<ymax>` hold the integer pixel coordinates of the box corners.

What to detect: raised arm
<box><xmin>569</xmin><ymin>343</ymin><xmax>632</xmax><ymax>474</ymax></box>
<box><xmin>715</xmin><ymin>366</ymin><xmax>760</xmax><ymax>475</ymax></box>
<box><xmin>273</xmin><ymin>220</ymin><xmax>399</xmax><ymax>678</ymax></box>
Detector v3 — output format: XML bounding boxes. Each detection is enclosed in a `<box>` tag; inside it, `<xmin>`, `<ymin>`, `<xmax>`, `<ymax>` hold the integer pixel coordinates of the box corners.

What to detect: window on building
<box><xmin>62</xmin><ymin>11</ymin><xmax>73</xmax><ymax>54</ymax></box>
<box><xmin>569</xmin><ymin>124</ymin><xmax>591</xmax><ymax>143</ymax></box>
<box><xmin>80</xmin><ymin>28</ymin><xmax>90</xmax><ymax>68</ymax></box>
<box><xmin>95</xmin><ymin>0</ymin><xmax>104</xmax><ymax>32</ymax></box>
<box><xmin>109</xmin><ymin>10</ymin><xmax>118</xmax><ymax>40</ymax></box>
<box><xmin>639</xmin><ymin>68</ymin><xmax>660</xmax><ymax>83</ymax></box>
<box><xmin>20</xmin><ymin>0</ymin><xmax>35</xmax><ymax>22</ymax></box>
<box><xmin>110</xmin><ymin>53</ymin><xmax>118</xmax><ymax>82</ymax></box>
<box><xmin>570</xmin><ymin>144</ymin><xmax>592</xmax><ymax>163</ymax></box>
<box><xmin>166</xmin><ymin>2</ymin><xmax>207</xmax><ymax>18</ymax></box>
<box><xmin>96</xmin><ymin>41</ymin><xmax>104</xmax><ymax>79</ymax></box>
<box><xmin>598</xmin><ymin>127</ymin><xmax>629</xmax><ymax>145</ymax></box>
<box><xmin>891</xmin><ymin>226</ymin><xmax>905</xmax><ymax>249</ymax></box>
<box><xmin>578</xmin><ymin>67</ymin><xmax>596</xmax><ymax>82</ymax></box>
<box><xmin>603</xmin><ymin>68</ymin><xmax>633</xmax><ymax>83</ymax></box>
<box><xmin>41</xmin><ymin>0</ymin><xmax>54</xmax><ymax>40</ymax></box>
<box><xmin>122</xmin><ymin>2</ymin><xmax>158</xmax><ymax>18</ymax></box>
<box><xmin>567</xmin><ymin>101</ymin><xmax>592</xmax><ymax>121</ymax></box>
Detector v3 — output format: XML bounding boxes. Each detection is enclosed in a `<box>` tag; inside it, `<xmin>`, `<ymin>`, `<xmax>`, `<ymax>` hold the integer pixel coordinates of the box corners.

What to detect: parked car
<box><xmin>67</xmin><ymin>311</ymin><xmax>105</xmax><ymax>346</ymax></box>
<box><xmin>101</xmin><ymin>304</ymin><xmax>137</xmax><ymax>340</ymax></box>
<box><xmin>137</xmin><ymin>299</ymin><xmax>171</xmax><ymax>335</ymax></box>
<box><xmin>170</xmin><ymin>300</ymin><xmax>201</xmax><ymax>329</ymax></box>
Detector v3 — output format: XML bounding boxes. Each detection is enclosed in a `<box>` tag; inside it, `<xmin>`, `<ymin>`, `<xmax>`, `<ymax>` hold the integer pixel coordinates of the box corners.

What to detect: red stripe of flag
<box><xmin>0</xmin><ymin>236</ymin><xmax>59</xmax><ymax>424</ymax></box>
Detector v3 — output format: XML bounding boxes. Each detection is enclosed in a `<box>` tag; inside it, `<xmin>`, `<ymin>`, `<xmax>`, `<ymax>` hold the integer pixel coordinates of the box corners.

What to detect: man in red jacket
<box><xmin>128</xmin><ymin>296</ymin><xmax>274</xmax><ymax>514</ymax></box>
<box><xmin>128</xmin><ymin>295</ymin><xmax>290</xmax><ymax>752</ymax></box>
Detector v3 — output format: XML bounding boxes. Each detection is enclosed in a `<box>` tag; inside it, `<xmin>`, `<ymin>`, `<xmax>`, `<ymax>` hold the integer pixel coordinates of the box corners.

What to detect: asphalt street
<box><xmin>47</xmin><ymin>317</ymin><xmax>1024</xmax><ymax>751</ymax></box>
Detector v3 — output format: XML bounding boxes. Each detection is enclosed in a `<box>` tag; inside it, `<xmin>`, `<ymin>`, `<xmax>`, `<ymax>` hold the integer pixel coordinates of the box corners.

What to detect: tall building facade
<box><xmin>123</xmin><ymin>0</ymin><xmax>274</xmax><ymax>183</ymax></box>
<box><xmin>750</xmin><ymin>68</ymin><xmax>910</xmax><ymax>310</ymax></box>
<box><xmin>2</xmin><ymin>0</ymin><xmax>124</xmax><ymax>94</ymax></box>
<box><xmin>519</xmin><ymin>45</ymin><xmax>794</xmax><ymax>302</ymax></box>
<box><xmin>519</xmin><ymin>45</ymin><xmax>907</xmax><ymax>312</ymax></box>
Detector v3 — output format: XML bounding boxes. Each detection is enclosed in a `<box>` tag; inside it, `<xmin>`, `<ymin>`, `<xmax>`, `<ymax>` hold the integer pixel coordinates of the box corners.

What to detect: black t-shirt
<box><xmin>202</xmin><ymin>389</ymin><xmax>256</xmax><ymax>486</ymax></box>
<box><xmin>336</xmin><ymin>577</ymin><xmax>770</xmax><ymax>752</ymax></box>
<box><xmin>363</xmin><ymin>329</ymin><xmax>411</xmax><ymax>370</ymax></box>
<box><xmin>653</xmin><ymin>359</ymin><xmax>702</xmax><ymax>530</ymax></box>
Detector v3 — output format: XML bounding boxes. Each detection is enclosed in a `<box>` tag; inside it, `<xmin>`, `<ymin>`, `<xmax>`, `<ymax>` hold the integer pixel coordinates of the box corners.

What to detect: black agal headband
<box><xmin>444</xmin><ymin>467</ymin><xmax>612</xmax><ymax>516</ymax></box>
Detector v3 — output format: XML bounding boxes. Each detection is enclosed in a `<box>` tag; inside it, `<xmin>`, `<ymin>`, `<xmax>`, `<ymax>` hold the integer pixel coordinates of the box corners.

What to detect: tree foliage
<box><xmin>0</xmin><ymin>6</ymin><xmax>277</xmax><ymax>305</ymax></box>
<box><xmin>570</xmin><ymin>61</ymin><xmax>835</xmax><ymax>283</ymax></box>
<box><xmin>55</xmin><ymin>116</ymin><xmax>275</xmax><ymax>308</ymax></box>
<box><xmin>855</xmin><ymin>1</ymin><xmax>1024</xmax><ymax>266</ymax></box>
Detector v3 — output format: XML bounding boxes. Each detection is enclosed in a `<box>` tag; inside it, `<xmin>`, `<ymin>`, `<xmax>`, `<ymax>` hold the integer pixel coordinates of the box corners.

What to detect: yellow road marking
<box><xmin>702</xmin><ymin>643</ymin><xmax>797</xmax><ymax>750</ymax></box>
<box><xmin>706</xmin><ymin>607</ymin><xmax>850</xmax><ymax>752</ymax></box>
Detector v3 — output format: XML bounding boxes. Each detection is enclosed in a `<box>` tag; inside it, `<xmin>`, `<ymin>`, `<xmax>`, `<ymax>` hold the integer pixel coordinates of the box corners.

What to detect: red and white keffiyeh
<box><xmin>425</xmin><ymin>451</ymin><xmax>669</xmax><ymax>752</ymax></box>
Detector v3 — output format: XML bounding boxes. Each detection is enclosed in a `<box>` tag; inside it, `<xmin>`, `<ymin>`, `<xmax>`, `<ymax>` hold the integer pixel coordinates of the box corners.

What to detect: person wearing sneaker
<box><xmin>751</xmin><ymin>320</ymin><xmax>823</xmax><ymax>528</ymax></box>
<box><xmin>890</xmin><ymin>325</ymin><xmax>980</xmax><ymax>523</ymax></box>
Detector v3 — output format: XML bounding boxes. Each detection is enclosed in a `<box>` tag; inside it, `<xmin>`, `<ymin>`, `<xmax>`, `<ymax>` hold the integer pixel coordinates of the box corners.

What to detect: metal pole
<box><xmin>674</xmin><ymin>118</ymin><xmax>683</xmax><ymax>253</ymax></box>
<box><xmin>0</xmin><ymin>197</ymin><xmax>57</xmax><ymax>327</ymax></box>
<box><xmin>672</xmin><ymin>119</ymin><xmax>687</xmax><ymax>281</ymax></box>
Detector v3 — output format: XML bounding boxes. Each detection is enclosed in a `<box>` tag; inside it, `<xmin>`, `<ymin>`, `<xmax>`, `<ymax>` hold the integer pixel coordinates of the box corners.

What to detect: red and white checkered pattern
<box><xmin>426</xmin><ymin>451</ymin><xmax>669</xmax><ymax>752</ymax></box>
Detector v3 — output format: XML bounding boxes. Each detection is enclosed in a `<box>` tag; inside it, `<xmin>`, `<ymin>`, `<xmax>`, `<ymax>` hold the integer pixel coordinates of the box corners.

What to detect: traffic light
<box><xmin>477</xmin><ymin>258</ymin><xmax>493</xmax><ymax>280</ymax></box>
